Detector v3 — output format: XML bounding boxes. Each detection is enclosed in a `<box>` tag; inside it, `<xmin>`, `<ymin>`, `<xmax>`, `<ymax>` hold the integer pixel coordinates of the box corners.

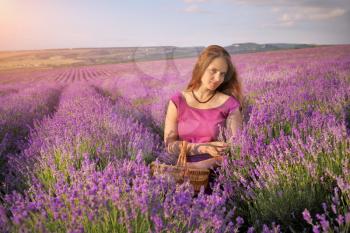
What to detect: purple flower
<box><xmin>302</xmin><ymin>209</ymin><xmax>313</xmax><ymax>225</ymax></box>
<box><xmin>247</xmin><ymin>227</ymin><xmax>255</xmax><ymax>233</ymax></box>
<box><xmin>320</xmin><ymin>219</ymin><xmax>330</xmax><ymax>232</ymax></box>
<box><xmin>151</xmin><ymin>215</ymin><xmax>163</xmax><ymax>233</ymax></box>
<box><xmin>262</xmin><ymin>224</ymin><xmax>271</xmax><ymax>233</ymax></box>
<box><xmin>336</xmin><ymin>214</ymin><xmax>344</xmax><ymax>225</ymax></box>
<box><xmin>331</xmin><ymin>204</ymin><xmax>337</xmax><ymax>214</ymax></box>
<box><xmin>236</xmin><ymin>216</ymin><xmax>244</xmax><ymax>226</ymax></box>
<box><xmin>321</xmin><ymin>202</ymin><xmax>328</xmax><ymax>214</ymax></box>
<box><xmin>312</xmin><ymin>225</ymin><xmax>320</xmax><ymax>233</ymax></box>
<box><xmin>0</xmin><ymin>205</ymin><xmax>9</xmax><ymax>231</ymax></box>
<box><xmin>345</xmin><ymin>212</ymin><xmax>350</xmax><ymax>224</ymax></box>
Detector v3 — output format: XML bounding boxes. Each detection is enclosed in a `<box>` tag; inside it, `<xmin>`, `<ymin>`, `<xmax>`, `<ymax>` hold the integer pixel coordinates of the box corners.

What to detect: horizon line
<box><xmin>2</xmin><ymin>42</ymin><xmax>349</xmax><ymax>53</ymax></box>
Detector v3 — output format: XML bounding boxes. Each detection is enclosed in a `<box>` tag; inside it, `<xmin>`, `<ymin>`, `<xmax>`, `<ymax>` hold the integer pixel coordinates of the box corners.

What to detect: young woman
<box><xmin>164</xmin><ymin>45</ymin><xmax>243</xmax><ymax>170</ymax></box>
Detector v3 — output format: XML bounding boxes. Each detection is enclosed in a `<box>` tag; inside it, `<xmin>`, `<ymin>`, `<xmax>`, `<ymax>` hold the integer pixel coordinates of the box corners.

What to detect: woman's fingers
<box><xmin>209</xmin><ymin>143</ymin><xmax>229</xmax><ymax>152</ymax></box>
<box><xmin>208</xmin><ymin>147</ymin><xmax>224</xmax><ymax>157</ymax></box>
<box><xmin>199</xmin><ymin>141</ymin><xmax>231</xmax><ymax>157</ymax></box>
<box><xmin>210</xmin><ymin>141</ymin><xmax>227</xmax><ymax>147</ymax></box>
<box><xmin>213</xmin><ymin>142</ymin><xmax>230</xmax><ymax>149</ymax></box>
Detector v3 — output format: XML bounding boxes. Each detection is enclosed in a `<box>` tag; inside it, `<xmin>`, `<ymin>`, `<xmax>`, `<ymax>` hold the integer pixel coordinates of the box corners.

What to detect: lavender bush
<box><xmin>0</xmin><ymin>82</ymin><xmax>62</xmax><ymax>196</ymax></box>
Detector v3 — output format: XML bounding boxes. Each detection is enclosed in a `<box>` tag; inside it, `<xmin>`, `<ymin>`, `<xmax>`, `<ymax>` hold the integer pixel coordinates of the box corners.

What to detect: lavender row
<box><xmin>218</xmin><ymin>111</ymin><xmax>349</xmax><ymax>231</ymax></box>
<box><xmin>1</xmin><ymin>154</ymin><xmax>244</xmax><ymax>233</ymax></box>
<box><xmin>0</xmin><ymin>83</ymin><xmax>63</xmax><ymax>195</ymax></box>
<box><xmin>5</xmin><ymin>84</ymin><xmax>160</xmax><ymax>191</ymax></box>
<box><xmin>0</xmin><ymin>83</ymin><xmax>63</xmax><ymax>153</ymax></box>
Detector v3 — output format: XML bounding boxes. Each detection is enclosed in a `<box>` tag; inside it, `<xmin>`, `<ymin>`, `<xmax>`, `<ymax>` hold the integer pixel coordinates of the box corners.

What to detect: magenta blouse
<box><xmin>170</xmin><ymin>91</ymin><xmax>240</xmax><ymax>162</ymax></box>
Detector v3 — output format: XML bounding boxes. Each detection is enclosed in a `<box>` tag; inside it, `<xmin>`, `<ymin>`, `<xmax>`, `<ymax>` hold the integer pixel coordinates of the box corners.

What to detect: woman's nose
<box><xmin>213</xmin><ymin>72</ymin><xmax>222</xmax><ymax>81</ymax></box>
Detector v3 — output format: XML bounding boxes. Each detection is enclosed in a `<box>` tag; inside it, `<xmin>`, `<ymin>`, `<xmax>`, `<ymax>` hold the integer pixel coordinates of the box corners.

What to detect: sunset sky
<box><xmin>0</xmin><ymin>0</ymin><xmax>349</xmax><ymax>51</ymax></box>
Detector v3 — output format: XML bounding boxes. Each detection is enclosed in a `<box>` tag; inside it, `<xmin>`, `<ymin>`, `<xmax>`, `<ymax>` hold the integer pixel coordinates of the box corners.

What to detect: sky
<box><xmin>0</xmin><ymin>0</ymin><xmax>349</xmax><ymax>51</ymax></box>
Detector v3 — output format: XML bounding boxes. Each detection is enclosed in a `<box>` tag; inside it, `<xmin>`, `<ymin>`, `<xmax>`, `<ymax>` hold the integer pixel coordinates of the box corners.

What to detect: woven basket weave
<box><xmin>150</xmin><ymin>141</ymin><xmax>210</xmax><ymax>192</ymax></box>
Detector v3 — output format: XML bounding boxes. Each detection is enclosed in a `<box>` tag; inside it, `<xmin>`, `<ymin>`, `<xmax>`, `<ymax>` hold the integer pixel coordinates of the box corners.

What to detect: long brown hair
<box><xmin>185</xmin><ymin>45</ymin><xmax>243</xmax><ymax>108</ymax></box>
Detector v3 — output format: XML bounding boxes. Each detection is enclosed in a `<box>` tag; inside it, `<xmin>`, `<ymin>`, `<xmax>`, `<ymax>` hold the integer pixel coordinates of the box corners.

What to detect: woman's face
<box><xmin>200</xmin><ymin>57</ymin><xmax>228</xmax><ymax>91</ymax></box>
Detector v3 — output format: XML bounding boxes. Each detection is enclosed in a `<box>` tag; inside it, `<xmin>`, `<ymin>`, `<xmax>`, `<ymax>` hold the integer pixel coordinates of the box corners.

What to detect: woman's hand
<box><xmin>199</xmin><ymin>141</ymin><xmax>230</xmax><ymax>157</ymax></box>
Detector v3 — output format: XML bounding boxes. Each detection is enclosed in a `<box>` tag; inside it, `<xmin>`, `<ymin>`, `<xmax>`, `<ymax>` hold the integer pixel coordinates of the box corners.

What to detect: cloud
<box><xmin>305</xmin><ymin>8</ymin><xmax>346</xmax><ymax>20</ymax></box>
<box><xmin>227</xmin><ymin>0</ymin><xmax>349</xmax><ymax>27</ymax></box>
<box><xmin>183</xmin><ymin>5</ymin><xmax>210</xmax><ymax>13</ymax></box>
<box><xmin>184</xmin><ymin>4</ymin><xmax>205</xmax><ymax>13</ymax></box>
<box><xmin>271</xmin><ymin>7</ymin><xmax>281</xmax><ymax>12</ymax></box>
<box><xmin>229</xmin><ymin>0</ymin><xmax>350</xmax><ymax>8</ymax></box>
<box><xmin>275</xmin><ymin>7</ymin><xmax>347</xmax><ymax>27</ymax></box>
<box><xmin>181</xmin><ymin>0</ymin><xmax>213</xmax><ymax>14</ymax></box>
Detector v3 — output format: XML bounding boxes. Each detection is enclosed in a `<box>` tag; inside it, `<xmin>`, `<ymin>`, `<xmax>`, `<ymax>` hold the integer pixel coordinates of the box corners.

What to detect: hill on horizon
<box><xmin>0</xmin><ymin>43</ymin><xmax>336</xmax><ymax>71</ymax></box>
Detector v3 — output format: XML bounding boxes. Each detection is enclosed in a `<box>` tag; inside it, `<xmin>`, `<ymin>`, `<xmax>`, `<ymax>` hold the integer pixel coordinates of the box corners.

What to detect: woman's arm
<box><xmin>226</xmin><ymin>107</ymin><xmax>243</xmax><ymax>138</ymax></box>
<box><xmin>163</xmin><ymin>100</ymin><xmax>179</xmax><ymax>154</ymax></box>
<box><xmin>164</xmin><ymin>100</ymin><xmax>204</xmax><ymax>155</ymax></box>
<box><xmin>167</xmin><ymin>140</ymin><xmax>214</xmax><ymax>156</ymax></box>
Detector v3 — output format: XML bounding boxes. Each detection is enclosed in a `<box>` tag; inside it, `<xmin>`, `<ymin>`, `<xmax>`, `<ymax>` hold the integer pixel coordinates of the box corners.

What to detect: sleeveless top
<box><xmin>170</xmin><ymin>91</ymin><xmax>240</xmax><ymax>162</ymax></box>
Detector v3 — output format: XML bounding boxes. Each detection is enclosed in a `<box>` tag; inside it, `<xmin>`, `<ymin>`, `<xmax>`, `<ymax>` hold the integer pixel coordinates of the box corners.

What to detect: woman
<box><xmin>164</xmin><ymin>45</ymin><xmax>243</xmax><ymax>170</ymax></box>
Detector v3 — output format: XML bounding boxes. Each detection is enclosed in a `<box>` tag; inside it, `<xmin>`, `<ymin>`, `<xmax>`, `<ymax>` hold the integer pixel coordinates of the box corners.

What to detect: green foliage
<box><xmin>36</xmin><ymin>166</ymin><xmax>57</xmax><ymax>193</ymax></box>
<box><xmin>229</xmin><ymin>138</ymin><xmax>349</xmax><ymax>232</ymax></box>
<box><xmin>263</xmin><ymin>121</ymin><xmax>292</xmax><ymax>144</ymax></box>
<box><xmin>10</xmin><ymin>209</ymin><xmax>67</xmax><ymax>233</ymax></box>
<box><xmin>84</xmin><ymin>200</ymin><xmax>152</xmax><ymax>233</ymax></box>
<box><xmin>247</xmin><ymin>161</ymin><xmax>331</xmax><ymax>231</ymax></box>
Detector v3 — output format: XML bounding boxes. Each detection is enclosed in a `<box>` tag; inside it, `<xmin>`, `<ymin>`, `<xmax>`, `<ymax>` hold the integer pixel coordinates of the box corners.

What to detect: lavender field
<box><xmin>0</xmin><ymin>45</ymin><xmax>349</xmax><ymax>232</ymax></box>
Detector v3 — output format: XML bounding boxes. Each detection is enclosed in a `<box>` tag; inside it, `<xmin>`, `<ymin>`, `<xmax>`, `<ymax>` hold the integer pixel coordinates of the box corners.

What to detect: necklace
<box><xmin>191</xmin><ymin>90</ymin><xmax>216</xmax><ymax>103</ymax></box>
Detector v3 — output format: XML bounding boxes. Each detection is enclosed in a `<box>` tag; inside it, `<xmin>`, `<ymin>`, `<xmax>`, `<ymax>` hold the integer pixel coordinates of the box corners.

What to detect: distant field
<box><xmin>0</xmin><ymin>47</ymin><xmax>199</xmax><ymax>71</ymax></box>
<box><xmin>0</xmin><ymin>43</ymin><xmax>318</xmax><ymax>71</ymax></box>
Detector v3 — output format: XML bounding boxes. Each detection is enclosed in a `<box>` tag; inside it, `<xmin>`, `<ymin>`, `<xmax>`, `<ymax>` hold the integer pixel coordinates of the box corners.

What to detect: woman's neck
<box><xmin>193</xmin><ymin>87</ymin><xmax>216</xmax><ymax>100</ymax></box>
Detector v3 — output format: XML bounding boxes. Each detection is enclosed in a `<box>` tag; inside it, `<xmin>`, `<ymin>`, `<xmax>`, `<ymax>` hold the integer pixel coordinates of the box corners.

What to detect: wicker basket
<box><xmin>150</xmin><ymin>141</ymin><xmax>210</xmax><ymax>193</ymax></box>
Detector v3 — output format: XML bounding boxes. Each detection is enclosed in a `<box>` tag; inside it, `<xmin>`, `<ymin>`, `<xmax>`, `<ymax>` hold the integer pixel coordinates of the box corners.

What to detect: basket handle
<box><xmin>176</xmin><ymin>141</ymin><xmax>188</xmax><ymax>167</ymax></box>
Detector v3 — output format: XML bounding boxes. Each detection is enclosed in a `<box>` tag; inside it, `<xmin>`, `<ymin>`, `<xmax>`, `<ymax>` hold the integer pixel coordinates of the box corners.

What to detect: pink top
<box><xmin>170</xmin><ymin>91</ymin><xmax>240</xmax><ymax>162</ymax></box>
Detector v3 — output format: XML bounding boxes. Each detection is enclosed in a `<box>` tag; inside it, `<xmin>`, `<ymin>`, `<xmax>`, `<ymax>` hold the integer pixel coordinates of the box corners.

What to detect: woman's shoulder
<box><xmin>169</xmin><ymin>91</ymin><xmax>183</xmax><ymax>108</ymax></box>
<box><xmin>221</xmin><ymin>93</ymin><xmax>240</xmax><ymax>115</ymax></box>
<box><xmin>217</xmin><ymin>92</ymin><xmax>230</xmax><ymax>100</ymax></box>
<box><xmin>170</xmin><ymin>91</ymin><xmax>182</xmax><ymax>100</ymax></box>
<box><xmin>217</xmin><ymin>92</ymin><xmax>239</xmax><ymax>104</ymax></box>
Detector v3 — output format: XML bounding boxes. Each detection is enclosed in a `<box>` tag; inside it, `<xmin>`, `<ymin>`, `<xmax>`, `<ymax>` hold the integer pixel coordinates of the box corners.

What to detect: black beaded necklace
<box><xmin>191</xmin><ymin>90</ymin><xmax>216</xmax><ymax>103</ymax></box>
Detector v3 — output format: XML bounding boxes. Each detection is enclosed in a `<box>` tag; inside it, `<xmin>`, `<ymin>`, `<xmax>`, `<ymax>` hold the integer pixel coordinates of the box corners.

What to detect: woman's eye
<box><xmin>209</xmin><ymin>69</ymin><xmax>225</xmax><ymax>76</ymax></box>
